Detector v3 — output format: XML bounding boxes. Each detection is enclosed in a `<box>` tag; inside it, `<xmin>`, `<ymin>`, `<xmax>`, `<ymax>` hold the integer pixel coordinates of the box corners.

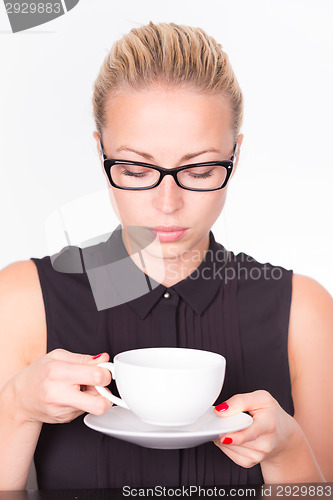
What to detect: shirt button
<box><xmin>163</xmin><ymin>292</ymin><xmax>170</xmax><ymax>299</ymax></box>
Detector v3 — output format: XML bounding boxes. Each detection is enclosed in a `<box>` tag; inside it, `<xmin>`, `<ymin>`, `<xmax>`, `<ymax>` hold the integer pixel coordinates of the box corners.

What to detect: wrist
<box><xmin>0</xmin><ymin>378</ymin><xmax>42</xmax><ymax>491</ymax></box>
<box><xmin>261</xmin><ymin>418</ymin><xmax>324</xmax><ymax>483</ymax></box>
<box><xmin>1</xmin><ymin>376</ymin><xmax>39</xmax><ymax>428</ymax></box>
<box><xmin>265</xmin><ymin>417</ymin><xmax>303</xmax><ymax>464</ymax></box>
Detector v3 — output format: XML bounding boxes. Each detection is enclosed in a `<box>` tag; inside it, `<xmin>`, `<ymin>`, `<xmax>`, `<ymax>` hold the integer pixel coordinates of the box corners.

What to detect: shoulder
<box><xmin>232</xmin><ymin>251</ymin><xmax>292</xmax><ymax>280</ymax></box>
<box><xmin>291</xmin><ymin>273</ymin><xmax>332</xmax><ymax>308</ymax></box>
<box><xmin>0</xmin><ymin>259</ymin><xmax>42</xmax><ymax>298</ymax></box>
<box><xmin>229</xmin><ymin>251</ymin><xmax>293</xmax><ymax>307</ymax></box>
<box><xmin>289</xmin><ymin>274</ymin><xmax>333</xmax><ymax>382</ymax></box>
<box><xmin>289</xmin><ymin>274</ymin><xmax>333</xmax><ymax>343</ymax></box>
<box><xmin>0</xmin><ymin>260</ymin><xmax>46</xmax><ymax>367</ymax></box>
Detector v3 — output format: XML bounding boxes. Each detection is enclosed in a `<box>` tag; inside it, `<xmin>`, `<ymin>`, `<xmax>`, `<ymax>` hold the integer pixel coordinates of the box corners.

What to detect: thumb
<box><xmin>214</xmin><ymin>396</ymin><xmax>241</xmax><ymax>418</ymax></box>
<box><xmin>214</xmin><ymin>390</ymin><xmax>273</xmax><ymax>417</ymax></box>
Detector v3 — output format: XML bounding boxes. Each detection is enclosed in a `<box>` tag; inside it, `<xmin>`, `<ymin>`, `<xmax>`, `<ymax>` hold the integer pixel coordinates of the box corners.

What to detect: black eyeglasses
<box><xmin>100</xmin><ymin>140</ymin><xmax>238</xmax><ymax>192</ymax></box>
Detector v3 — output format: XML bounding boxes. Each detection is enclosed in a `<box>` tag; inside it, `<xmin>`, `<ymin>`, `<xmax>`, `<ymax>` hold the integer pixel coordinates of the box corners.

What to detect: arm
<box><xmin>0</xmin><ymin>261</ymin><xmax>112</xmax><ymax>490</ymax></box>
<box><xmin>0</xmin><ymin>261</ymin><xmax>45</xmax><ymax>490</ymax></box>
<box><xmin>287</xmin><ymin>274</ymin><xmax>333</xmax><ymax>481</ymax></box>
<box><xmin>213</xmin><ymin>274</ymin><xmax>333</xmax><ymax>483</ymax></box>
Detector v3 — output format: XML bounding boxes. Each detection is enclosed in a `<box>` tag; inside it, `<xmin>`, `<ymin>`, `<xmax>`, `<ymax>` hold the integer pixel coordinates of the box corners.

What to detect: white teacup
<box><xmin>95</xmin><ymin>347</ymin><xmax>226</xmax><ymax>426</ymax></box>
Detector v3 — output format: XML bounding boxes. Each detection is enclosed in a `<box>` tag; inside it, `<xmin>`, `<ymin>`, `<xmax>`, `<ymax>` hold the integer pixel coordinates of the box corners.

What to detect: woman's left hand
<box><xmin>213</xmin><ymin>390</ymin><xmax>323</xmax><ymax>481</ymax></box>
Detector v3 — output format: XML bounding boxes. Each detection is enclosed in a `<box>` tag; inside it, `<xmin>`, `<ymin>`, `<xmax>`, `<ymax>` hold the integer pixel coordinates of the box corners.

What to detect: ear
<box><xmin>231</xmin><ymin>133</ymin><xmax>244</xmax><ymax>178</ymax></box>
<box><xmin>93</xmin><ymin>131</ymin><xmax>103</xmax><ymax>164</ymax></box>
<box><xmin>93</xmin><ymin>131</ymin><xmax>110</xmax><ymax>189</ymax></box>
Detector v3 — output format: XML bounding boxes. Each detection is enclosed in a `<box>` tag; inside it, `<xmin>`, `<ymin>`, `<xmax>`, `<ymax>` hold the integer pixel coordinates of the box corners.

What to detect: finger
<box><xmin>47</xmin><ymin>348</ymin><xmax>94</xmax><ymax>364</ymax></box>
<box><xmin>213</xmin><ymin>440</ymin><xmax>263</xmax><ymax>468</ymax></box>
<box><xmin>43</xmin><ymin>409</ymin><xmax>84</xmax><ymax>425</ymax></box>
<box><xmin>88</xmin><ymin>352</ymin><xmax>110</xmax><ymax>364</ymax></box>
<box><xmin>47</xmin><ymin>361</ymin><xmax>112</xmax><ymax>387</ymax></box>
<box><xmin>214</xmin><ymin>438</ymin><xmax>253</xmax><ymax>456</ymax></box>
<box><xmin>214</xmin><ymin>390</ymin><xmax>276</xmax><ymax>417</ymax></box>
<box><xmin>66</xmin><ymin>391</ymin><xmax>113</xmax><ymax>416</ymax></box>
<box><xmin>216</xmin><ymin>424</ymin><xmax>271</xmax><ymax>449</ymax></box>
<box><xmin>48</xmin><ymin>349</ymin><xmax>109</xmax><ymax>365</ymax></box>
<box><xmin>82</xmin><ymin>386</ymin><xmax>100</xmax><ymax>396</ymax></box>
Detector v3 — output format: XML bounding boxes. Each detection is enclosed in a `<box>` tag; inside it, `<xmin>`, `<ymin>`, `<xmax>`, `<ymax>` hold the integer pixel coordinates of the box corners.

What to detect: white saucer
<box><xmin>84</xmin><ymin>406</ymin><xmax>253</xmax><ymax>449</ymax></box>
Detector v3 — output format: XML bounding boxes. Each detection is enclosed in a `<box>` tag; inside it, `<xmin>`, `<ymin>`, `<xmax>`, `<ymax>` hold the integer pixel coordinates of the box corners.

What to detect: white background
<box><xmin>0</xmin><ymin>0</ymin><xmax>332</xmax><ymax>294</ymax></box>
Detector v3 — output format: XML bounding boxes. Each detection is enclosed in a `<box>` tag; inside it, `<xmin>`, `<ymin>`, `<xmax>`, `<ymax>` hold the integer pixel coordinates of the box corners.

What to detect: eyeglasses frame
<box><xmin>99</xmin><ymin>140</ymin><xmax>238</xmax><ymax>192</ymax></box>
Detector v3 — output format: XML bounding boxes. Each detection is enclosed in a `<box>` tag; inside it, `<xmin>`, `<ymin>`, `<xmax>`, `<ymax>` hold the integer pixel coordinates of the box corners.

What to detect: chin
<box><xmin>144</xmin><ymin>241</ymin><xmax>183</xmax><ymax>260</ymax></box>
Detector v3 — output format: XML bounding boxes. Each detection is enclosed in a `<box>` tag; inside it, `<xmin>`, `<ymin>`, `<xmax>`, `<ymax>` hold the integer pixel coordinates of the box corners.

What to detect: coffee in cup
<box><xmin>95</xmin><ymin>347</ymin><xmax>226</xmax><ymax>426</ymax></box>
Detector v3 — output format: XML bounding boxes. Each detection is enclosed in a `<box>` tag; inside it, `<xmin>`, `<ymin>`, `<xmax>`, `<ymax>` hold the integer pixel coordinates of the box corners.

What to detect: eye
<box><xmin>187</xmin><ymin>169</ymin><xmax>214</xmax><ymax>179</ymax></box>
<box><xmin>183</xmin><ymin>167</ymin><xmax>216</xmax><ymax>179</ymax></box>
<box><xmin>111</xmin><ymin>163</ymin><xmax>160</xmax><ymax>188</ymax></box>
<box><xmin>122</xmin><ymin>169</ymin><xmax>147</xmax><ymax>178</ymax></box>
<box><xmin>177</xmin><ymin>165</ymin><xmax>227</xmax><ymax>190</ymax></box>
<box><xmin>120</xmin><ymin>165</ymin><xmax>154</xmax><ymax>178</ymax></box>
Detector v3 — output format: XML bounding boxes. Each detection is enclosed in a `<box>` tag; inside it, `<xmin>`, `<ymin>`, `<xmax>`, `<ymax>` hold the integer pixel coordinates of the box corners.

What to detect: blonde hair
<box><xmin>93</xmin><ymin>21</ymin><xmax>243</xmax><ymax>139</ymax></box>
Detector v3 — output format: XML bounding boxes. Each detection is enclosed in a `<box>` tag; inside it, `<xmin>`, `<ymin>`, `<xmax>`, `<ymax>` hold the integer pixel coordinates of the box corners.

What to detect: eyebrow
<box><xmin>115</xmin><ymin>146</ymin><xmax>221</xmax><ymax>163</ymax></box>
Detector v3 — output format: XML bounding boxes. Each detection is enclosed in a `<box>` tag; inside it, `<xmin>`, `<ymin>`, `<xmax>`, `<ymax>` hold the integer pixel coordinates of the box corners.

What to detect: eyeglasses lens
<box><xmin>111</xmin><ymin>164</ymin><xmax>159</xmax><ymax>189</ymax></box>
<box><xmin>177</xmin><ymin>165</ymin><xmax>227</xmax><ymax>190</ymax></box>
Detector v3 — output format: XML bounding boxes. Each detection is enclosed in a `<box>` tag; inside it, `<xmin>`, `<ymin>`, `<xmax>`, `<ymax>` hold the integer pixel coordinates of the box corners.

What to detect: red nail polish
<box><xmin>92</xmin><ymin>353</ymin><xmax>103</xmax><ymax>359</ymax></box>
<box><xmin>222</xmin><ymin>437</ymin><xmax>233</xmax><ymax>445</ymax></box>
<box><xmin>215</xmin><ymin>402</ymin><xmax>229</xmax><ymax>412</ymax></box>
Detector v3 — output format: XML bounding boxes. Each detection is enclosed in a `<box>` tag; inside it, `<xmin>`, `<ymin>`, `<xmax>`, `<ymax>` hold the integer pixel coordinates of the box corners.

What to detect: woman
<box><xmin>0</xmin><ymin>21</ymin><xmax>332</xmax><ymax>490</ymax></box>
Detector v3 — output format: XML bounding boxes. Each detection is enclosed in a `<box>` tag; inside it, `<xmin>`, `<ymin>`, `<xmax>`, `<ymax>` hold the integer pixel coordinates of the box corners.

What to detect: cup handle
<box><xmin>95</xmin><ymin>362</ymin><xmax>129</xmax><ymax>409</ymax></box>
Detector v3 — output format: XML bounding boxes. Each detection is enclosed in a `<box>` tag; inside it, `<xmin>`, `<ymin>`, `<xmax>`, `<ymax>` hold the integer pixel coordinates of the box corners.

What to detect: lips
<box><xmin>147</xmin><ymin>226</ymin><xmax>188</xmax><ymax>243</ymax></box>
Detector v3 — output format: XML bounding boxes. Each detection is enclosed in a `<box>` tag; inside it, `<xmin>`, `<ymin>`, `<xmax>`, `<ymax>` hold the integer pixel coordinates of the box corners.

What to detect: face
<box><xmin>95</xmin><ymin>85</ymin><xmax>242</xmax><ymax>262</ymax></box>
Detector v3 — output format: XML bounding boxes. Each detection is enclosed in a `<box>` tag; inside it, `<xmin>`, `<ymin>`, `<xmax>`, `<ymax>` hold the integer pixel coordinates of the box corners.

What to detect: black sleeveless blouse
<box><xmin>31</xmin><ymin>229</ymin><xmax>293</xmax><ymax>488</ymax></box>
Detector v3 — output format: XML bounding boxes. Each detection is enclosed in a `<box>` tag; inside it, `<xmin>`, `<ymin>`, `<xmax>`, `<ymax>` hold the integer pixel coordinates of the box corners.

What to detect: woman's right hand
<box><xmin>11</xmin><ymin>348</ymin><xmax>113</xmax><ymax>425</ymax></box>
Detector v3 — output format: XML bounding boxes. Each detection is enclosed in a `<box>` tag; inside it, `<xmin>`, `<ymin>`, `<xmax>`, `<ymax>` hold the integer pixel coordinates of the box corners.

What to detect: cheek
<box><xmin>191</xmin><ymin>191</ymin><xmax>227</xmax><ymax>221</ymax></box>
<box><xmin>110</xmin><ymin>190</ymin><xmax>149</xmax><ymax>222</ymax></box>
<box><xmin>214</xmin><ymin>191</ymin><xmax>228</xmax><ymax>213</ymax></box>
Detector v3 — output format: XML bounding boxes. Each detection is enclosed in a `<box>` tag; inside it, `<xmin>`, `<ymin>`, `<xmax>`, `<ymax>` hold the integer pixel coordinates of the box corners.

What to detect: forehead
<box><xmin>102</xmin><ymin>86</ymin><xmax>234</xmax><ymax>151</ymax></box>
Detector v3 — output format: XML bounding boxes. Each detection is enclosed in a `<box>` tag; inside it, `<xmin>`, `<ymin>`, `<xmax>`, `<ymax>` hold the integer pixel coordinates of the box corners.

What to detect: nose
<box><xmin>152</xmin><ymin>174</ymin><xmax>184</xmax><ymax>214</ymax></box>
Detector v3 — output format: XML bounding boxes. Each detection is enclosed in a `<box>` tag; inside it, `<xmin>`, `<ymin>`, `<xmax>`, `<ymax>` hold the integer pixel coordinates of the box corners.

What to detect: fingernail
<box><xmin>215</xmin><ymin>402</ymin><xmax>229</xmax><ymax>412</ymax></box>
<box><xmin>222</xmin><ymin>437</ymin><xmax>233</xmax><ymax>445</ymax></box>
<box><xmin>92</xmin><ymin>353</ymin><xmax>103</xmax><ymax>359</ymax></box>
